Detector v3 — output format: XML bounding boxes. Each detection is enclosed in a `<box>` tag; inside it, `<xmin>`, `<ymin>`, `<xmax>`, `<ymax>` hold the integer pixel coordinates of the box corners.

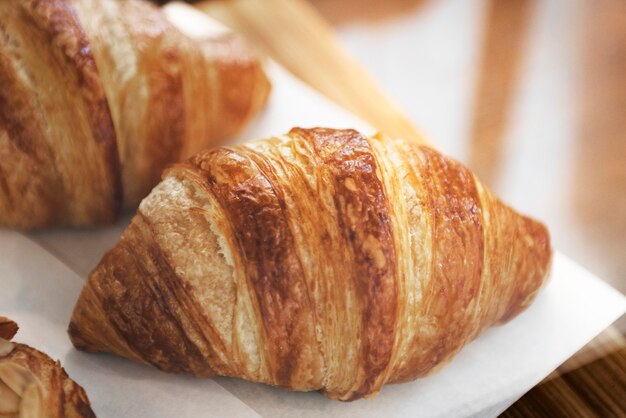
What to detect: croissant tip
<box><xmin>67</xmin><ymin>284</ymin><xmax>128</xmax><ymax>359</ymax></box>
<box><xmin>67</xmin><ymin>320</ymin><xmax>89</xmax><ymax>352</ymax></box>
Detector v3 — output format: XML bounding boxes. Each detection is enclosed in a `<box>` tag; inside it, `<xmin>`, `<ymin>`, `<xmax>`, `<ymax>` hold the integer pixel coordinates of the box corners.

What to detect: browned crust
<box><xmin>0</xmin><ymin>317</ymin><xmax>18</xmax><ymax>341</ymax></box>
<box><xmin>291</xmin><ymin>128</ymin><xmax>398</xmax><ymax>399</ymax></box>
<box><xmin>0</xmin><ymin>0</ymin><xmax>270</xmax><ymax>228</ymax></box>
<box><xmin>498</xmin><ymin>212</ymin><xmax>552</xmax><ymax>322</ymax></box>
<box><xmin>198</xmin><ymin>34</ymin><xmax>272</xmax><ymax>143</ymax></box>
<box><xmin>74</xmin><ymin>0</ymin><xmax>271</xmax><ymax>208</ymax></box>
<box><xmin>69</xmin><ymin>128</ymin><xmax>552</xmax><ymax>401</ymax></box>
<box><xmin>24</xmin><ymin>0</ymin><xmax>122</xmax><ymax>220</ymax></box>
<box><xmin>388</xmin><ymin>144</ymin><xmax>485</xmax><ymax>382</ymax></box>
<box><xmin>4</xmin><ymin>344</ymin><xmax>96</xmax><ymax>417</ymax></box>
<box><xmin>1</xmin><ymin>326</ymin><xmax>95</xmax><ymax>417</ymax></box>
<box><xmin>70</xmin><ymin>215</ymin><xmax>218</xmax><ymax>376</ymax></box>
<box><xmin>0</xmin><ymin>0</ymin><xmax>121</xmax><ymax>228</ymax></box>
<box><xmin>0</xmin><ymin>75</ymin><xmax>64</xmax><ymax>227</ymax></box>
<box><xmin>182</xmin><ymin>146</ymin><xmax>318</xmax><ymax>387</ymax></box>
<box><xmin>86</xmin><ymin>0</ymin><xmax>188</xmax><ymax>207</ymax></box>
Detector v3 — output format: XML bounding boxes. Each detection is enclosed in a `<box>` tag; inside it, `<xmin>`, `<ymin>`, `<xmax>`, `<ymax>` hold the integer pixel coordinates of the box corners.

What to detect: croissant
<box><xmin>68</xmin><ymin>128</ymin><xmax>552</xmax><ymax>401</ymax></box>
<box><xmin>0</xmin><ymin>317</ymin><xmax>95</xmax><ymax>417</ymax></box>
<box><xmin>0</xmin><ymin>0</ymin><xmax>270</xmax><ymax>229</ymax></box>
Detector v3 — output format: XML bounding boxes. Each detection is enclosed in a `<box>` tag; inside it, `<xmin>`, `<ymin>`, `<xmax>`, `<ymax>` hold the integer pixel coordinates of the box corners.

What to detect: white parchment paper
<box><xmin>3</xmin><ymin>60</ymin><xmax>625</xmax><ymax>418</ymax></box>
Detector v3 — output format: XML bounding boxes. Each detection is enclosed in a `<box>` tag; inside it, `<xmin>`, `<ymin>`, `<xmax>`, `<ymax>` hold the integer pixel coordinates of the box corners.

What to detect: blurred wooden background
<box><xmin>198</xmin><ymin>0</ymin><xmax>625</xmax><ymax>415</ymax></box>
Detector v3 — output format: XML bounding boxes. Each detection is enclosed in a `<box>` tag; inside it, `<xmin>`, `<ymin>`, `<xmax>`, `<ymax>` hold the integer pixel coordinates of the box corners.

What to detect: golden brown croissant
<box><xmin>0</xmin><ymin>317</ymin><xmax>95</xmax><ymax>417</ymax></box>
<box><xmin>0</xmin><ymin>0</ymin><xmax>270</xmax><ymax>229</ymax></box>
<box><xmin>68</xmin><ymin>128</ymin><xmax>552</xmax><ymax>401</ymax></box>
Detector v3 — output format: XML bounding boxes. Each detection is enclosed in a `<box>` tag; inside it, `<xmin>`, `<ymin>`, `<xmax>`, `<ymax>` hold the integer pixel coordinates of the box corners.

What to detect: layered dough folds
<box><xmin>69</xmin><ymin>128</ymin><xmax>552</xmax><ymax>400</ymax></box>
<box><xmin>0</xmin><ymin>318</ymin><xmax>95</xmax><ymax>417</ymax></box>
<box><xmin>0</xmin><ymin>0</ymin><xmax>270</xmax><ymax>228</ymax></box>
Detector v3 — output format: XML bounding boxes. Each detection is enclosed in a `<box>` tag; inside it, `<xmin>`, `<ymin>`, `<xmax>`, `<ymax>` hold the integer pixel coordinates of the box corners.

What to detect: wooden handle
<box><xmin>196</xmin><ymin>0</ymin><xmax>427</xmax><ymax>145</ymax></box>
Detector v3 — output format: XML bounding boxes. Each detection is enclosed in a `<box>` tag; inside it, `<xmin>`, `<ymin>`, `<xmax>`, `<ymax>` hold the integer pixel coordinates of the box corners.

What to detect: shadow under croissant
<box><xmin>66</xmin><ymin>348</ymin><xmax>362</xmax><ymax>401</ymax></box>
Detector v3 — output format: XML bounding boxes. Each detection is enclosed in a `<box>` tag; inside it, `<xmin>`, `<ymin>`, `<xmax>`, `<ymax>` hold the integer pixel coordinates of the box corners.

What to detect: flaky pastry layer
<box><xmin>69</xmin><ymin>128</ymin><xmax>551</xmax><ymax>400</ymax></box>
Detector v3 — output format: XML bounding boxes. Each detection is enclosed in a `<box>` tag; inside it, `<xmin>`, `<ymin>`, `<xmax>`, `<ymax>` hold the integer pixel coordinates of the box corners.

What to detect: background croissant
<box><xmin>0</xmin><ymin>0</ymin><xmax>270</xmax><ymax>229</ymax></box>
<box><xmin>68</xmin><ymin>128</ymin><xmax>552</xmax><ymax>401</ymax></box>
<box><xmin>0</xmin><ymin>317</ymin><xmax>95</xmax><ymax>417</ymax></box>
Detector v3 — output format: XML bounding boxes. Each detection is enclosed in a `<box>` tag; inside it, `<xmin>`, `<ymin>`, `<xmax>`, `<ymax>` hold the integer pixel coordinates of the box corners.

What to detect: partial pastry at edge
<box><xmin>0</xmin><ymin>317</ymin><xmax>95</xmax><ymax>417</ymax></box>
<box><xmin>68</xmin><ymin>128</ymin><xmax>552</xmax><ymax>401</ymax></box>
<box><xmin>0</xmin><ymin>0</ymin><xmax>270</xmax><ymax>229</ymax></box>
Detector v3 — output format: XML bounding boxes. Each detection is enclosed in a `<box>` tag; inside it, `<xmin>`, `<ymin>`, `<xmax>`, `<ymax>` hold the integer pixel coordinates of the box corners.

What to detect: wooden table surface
<box><xmin>197</xmin><ymin>0</ymin><xmax>625</xmax><ymax>415</ymax></box>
